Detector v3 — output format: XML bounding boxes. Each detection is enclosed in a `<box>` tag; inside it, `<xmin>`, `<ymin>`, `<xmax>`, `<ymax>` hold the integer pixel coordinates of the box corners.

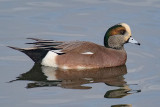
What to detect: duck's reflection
<box><xmin>11</xmin><ymin>64</ymin><xmax>139</xmax><ymax>98</ymax></box>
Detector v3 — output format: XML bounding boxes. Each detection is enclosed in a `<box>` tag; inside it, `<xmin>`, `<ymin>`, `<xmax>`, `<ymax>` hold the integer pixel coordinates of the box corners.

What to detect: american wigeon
<box><xmin>8</xmin><ymin>23</ymin><xmax>140</xmax><ymax>69</ymax></box>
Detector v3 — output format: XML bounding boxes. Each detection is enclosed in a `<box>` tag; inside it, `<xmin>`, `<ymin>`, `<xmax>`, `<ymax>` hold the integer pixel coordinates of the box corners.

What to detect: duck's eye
<box><xmin>120</xmin><ymin>30</ymin><xmax>126</xmax><ymax>35</ymax></box>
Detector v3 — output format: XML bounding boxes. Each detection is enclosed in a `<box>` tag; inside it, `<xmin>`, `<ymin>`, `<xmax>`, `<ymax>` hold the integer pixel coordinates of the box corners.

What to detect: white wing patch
<box><xmin>62</xmin><ymin>66</ymin><xmax>70</xmax><ymax>69</ymax></box>
<box><xmin>52</xmin><ymin>50</ymin><xmax>64</xmax><ymax>54</ymax></box>
<box><xmin>81</xmin><ymin>52</ymin><xmax>94</xmax><ymax>55</ymax></box>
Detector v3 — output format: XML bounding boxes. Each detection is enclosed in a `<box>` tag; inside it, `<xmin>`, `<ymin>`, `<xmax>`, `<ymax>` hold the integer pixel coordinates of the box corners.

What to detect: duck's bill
<box><xmin>128</xmin><ymin>37</ymin><xmax>140</xmax><ymax>45</ymax></box>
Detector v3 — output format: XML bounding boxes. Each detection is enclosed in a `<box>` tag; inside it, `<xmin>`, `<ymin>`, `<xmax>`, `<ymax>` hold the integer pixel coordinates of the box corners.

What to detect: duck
<box><xmin>8</xmin><ymin>23</ymin><xmax>140</xmax><ymax>69</ymax></box>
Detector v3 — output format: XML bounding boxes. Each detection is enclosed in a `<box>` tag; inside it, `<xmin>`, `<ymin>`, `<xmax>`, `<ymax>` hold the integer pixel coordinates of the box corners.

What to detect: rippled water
<box><xmin>0</xmin><ymin>0</ymin><xmax>160</xmax><ymax>107</ymax></box>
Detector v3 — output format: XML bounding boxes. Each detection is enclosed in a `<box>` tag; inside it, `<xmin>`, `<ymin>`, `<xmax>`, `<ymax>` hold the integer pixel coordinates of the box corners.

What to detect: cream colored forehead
<box><xmin>118</xmin><ymin>23</ymin><xmax>131</xmax><ymax>33</ymax></box>
<box><xmin>118</xmin><ymin>23</ymin><xmax>132</xmax><ymax>40</ymax></box>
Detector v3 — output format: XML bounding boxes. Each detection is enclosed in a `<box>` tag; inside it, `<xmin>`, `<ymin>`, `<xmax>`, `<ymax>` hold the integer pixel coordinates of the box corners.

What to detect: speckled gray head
<box><xmin>104</xmin><ymin>23</ymin><xmax>140</xmax><ymax>49</ymax></box>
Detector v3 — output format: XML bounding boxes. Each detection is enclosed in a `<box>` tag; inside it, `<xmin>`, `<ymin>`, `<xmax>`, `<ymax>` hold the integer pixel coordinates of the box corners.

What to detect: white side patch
<box><xmin>81</xmin><ymin>52</ymin><xmax>94</xmax><ymax>55</ymax></box>
<box><xmin>41</xmin><ymin>51</ymin><xmax>58</xmax><ymax>67</ymax></box>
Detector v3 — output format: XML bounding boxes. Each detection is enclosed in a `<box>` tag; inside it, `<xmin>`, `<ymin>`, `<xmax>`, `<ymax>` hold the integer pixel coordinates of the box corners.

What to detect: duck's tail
<box><xmin>7</xmin><ymin>46</ymin><xmax>48</xmax><ymax>63</ymax></box>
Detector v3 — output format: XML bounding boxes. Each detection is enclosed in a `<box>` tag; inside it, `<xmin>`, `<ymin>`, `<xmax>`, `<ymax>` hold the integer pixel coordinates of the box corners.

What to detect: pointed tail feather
<box><xmin>8</xmin><ymin>46</ymin><xmax>48</xmax><ymax>63</ymax></box>
<box><xmin>27</xmin><ymin>38</ymin><xmax>54</xmax><ymax>42</ymax></box>
<box><xmin>7</xmin><ymin>46</ymin><xmax>24</xmax><ymax>51</ymax></box>
<box><xmin>27</xmin><ymin>38</ymin><xmax>43</xmax><ymax>41</ymax></box>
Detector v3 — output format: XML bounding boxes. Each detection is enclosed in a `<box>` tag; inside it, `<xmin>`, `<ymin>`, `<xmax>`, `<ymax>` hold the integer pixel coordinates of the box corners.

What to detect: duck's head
<box><xmin>104</xmin><ymin>23</ymin><xmax>140</xmax><ymax>49</ymax></box>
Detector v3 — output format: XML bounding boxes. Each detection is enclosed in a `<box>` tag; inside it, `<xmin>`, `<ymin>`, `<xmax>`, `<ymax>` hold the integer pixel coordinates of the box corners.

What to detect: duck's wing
<box><xmin>8</xmin><ymin>38</ymin><xmax>85</xmax><ymax>63</ymax></box>
<box><xmin>26</xmin><ymin>38</ymin><xmax>64</xmax><ymax>50</ymax></box>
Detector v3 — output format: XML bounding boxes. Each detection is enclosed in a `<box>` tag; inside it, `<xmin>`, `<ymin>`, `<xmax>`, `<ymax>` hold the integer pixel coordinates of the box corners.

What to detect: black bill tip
<box><xmin>135</xmin><ymin>43</ymin><xmax>141</xmax><ymax>45</ymax></box>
